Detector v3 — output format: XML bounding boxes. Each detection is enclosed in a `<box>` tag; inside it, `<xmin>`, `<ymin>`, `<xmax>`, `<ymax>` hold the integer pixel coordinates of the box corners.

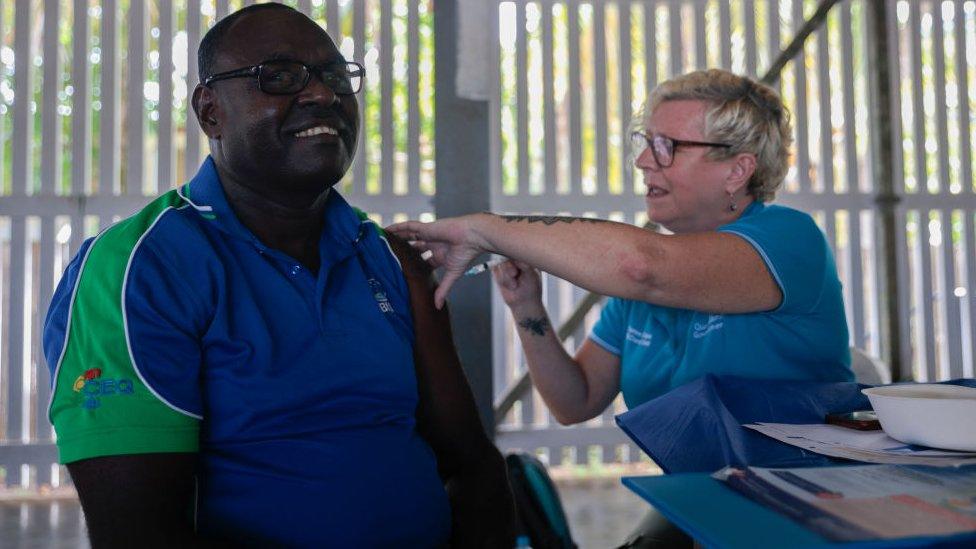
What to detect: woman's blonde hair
<box><xmin>644</xmin><ymin>69</ymin><xmax>793</xmax><ymax>202</ymax></box>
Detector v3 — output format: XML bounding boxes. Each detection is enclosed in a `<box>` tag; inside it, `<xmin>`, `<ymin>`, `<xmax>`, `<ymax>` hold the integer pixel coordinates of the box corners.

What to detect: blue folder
<box><xmin>623</xmin><ymin>473</ymin><xmax>976</xmax><ymax>549</ymax></box>
<box><xmin>615</xmin><ymin>375</ymin><xmax>976</xmax><ymax>474</ymax></box>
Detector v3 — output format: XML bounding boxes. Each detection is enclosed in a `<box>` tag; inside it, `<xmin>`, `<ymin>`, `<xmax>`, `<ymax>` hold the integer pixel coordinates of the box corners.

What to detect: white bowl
<box><xmin>862</xmin><ymin>384</ymin><xmax>976</xmax><ymax>452</ymax></box>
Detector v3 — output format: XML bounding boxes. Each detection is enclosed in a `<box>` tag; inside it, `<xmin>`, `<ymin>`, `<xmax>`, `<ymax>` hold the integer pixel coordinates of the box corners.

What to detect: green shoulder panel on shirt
<box><xmin>352</xmin><ymin>207</ymin><xmax>385</xmax><ymax>237</ymax></box>
<box><xmin>49</xmin><ymin>190</ymin><xmax>200</xmax><ymax>464</ymax></box>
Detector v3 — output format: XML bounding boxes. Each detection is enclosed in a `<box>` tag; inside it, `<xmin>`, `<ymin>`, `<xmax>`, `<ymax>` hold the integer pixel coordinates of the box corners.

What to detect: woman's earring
<box><xmin>728</xmin><ymin>191</ymin><xmax>738</xmax><ymax>212</ymax></box>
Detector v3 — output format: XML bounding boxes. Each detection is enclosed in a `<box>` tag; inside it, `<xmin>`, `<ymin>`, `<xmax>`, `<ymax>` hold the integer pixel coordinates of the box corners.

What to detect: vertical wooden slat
<box><xmin>908</xmin><ymin>0</ymin><xmax>925</xmax><ymax>198</ymax></box>
<box><xmin>520</xmin><ymin>388</ymin><xmax>534</xmax><ymax>431</ymax></box>
<box><xmin>955</xmin><ymin>0</ymin><xmax>973</xmax><ymax>199</ymax></box>
<box><xmin>379</xmin><ymin>0</ymin><xmax>393</xmax><ymax>197</ymax></box>
<box><xmin>351</xmin><ymin>0</ymin><xmax>366</xmax><ymax>193</ymax></box>
<box><xmin>767</xmin><ymin>0</ymin><xmax>780</xmax><ymax>87</ymax></box>
<box><xmin>694</xmin><ymin>0</ymin><xmax>706</xmax><ymax>70</ymax></box>
<box><xmin>840</xmin><ymin>1</ymin><xmax>859</xmax><ymax>194</ymax></box>
<box><xmin>719</xmin><ymin>0</ymin><xmax>732</xmax><ymax>70</ymax></box>
<box><xmin>72</xmin><ymin>0</ymin><xmax>92</xmax><ymax>199</ymax></box>
<box><xmin>619</xmin><ymin>4</ymin><xmax>632</xmax><ymax>193</ymax></box>
<box><xmin>35</xmin><ymin>218</ymin><xmax>55</xmax><ymax>450</ymax></box>
<box><xmin>793</xmin><ymin>0</ymin><xmax>811</xmax><ymax>193</ymax></box>
<box><xmin>127</xmin><ymin>0</ymin><xmax>147</xmax><ymax>196</ymax></box>
<box><xmin>298</xmin><ymin>0</ymin><xmax>313</xmax><ymax>16</ymax></box>
<box><xmin>515</xmin><ymin>2</ymin><xmax>528</xmax><ymax>196</ymax></box>
<box><xmin>12</xmin><ymin>0</ymin><xmax>33</xmax><ymax>196</ymax></box>
<box><xmin>823</xmin><ymin>211</ymin><xmax>836</xmax><ymax>262</ymax></box>
<box><xmin>216</xmin><ymin>0</ymin><xmax>230</xmax><ymax>19</ymax></box>
<box><xmin>568</xmin><ymin>3</ymin><xmax>582</xmax><ymax>195</ymax></box>
<box><xmin>542</xmin><ymin>3</ymin><xmax>557</xmax><ymax>195</ymax></box>
<box><xmin>848</xmin><ymin>208</ymin><xmax>866</xmax><ymax>349</ymax></box>
<box><xmin>407</xmin><ymin>0</ymin><xmax>420</xmax><ymax>196</ymax></box>
<box><xmin>940</xmin><ymin>210</ymin><xmax>963</xmax><ymax>379</ymax></box>
<box><xmin>644</xmin><ymin>0</ymin><xmax>657</xmax><ymax>92</ymax></box>
<box><xmin>919</xmin><ymin>210</ymin><xmax>938</xmax><ymax>381</ymax></box>
<box><xmin>885</xmin><ymin>0</ymin><xmax>913</xmax><ymax>377</ymax></box>
<box><xmin>933</xmin><ymin>7</ymin><xmax>961</xmax><ymax>379</ymax></box>
<box><xmin>744</xmin><ymin>0</ymin><xmax>757</xmax><ymax>77</ymax></box>
<box><xmin>6</xmin><ymin>0</ymin><xmax>32</xmax><ymax>487</ymax></box>
<box><xmin>909</xmin><ymin>2</ymin><xmax>931</xmax><ymax>378</ymax></box>
<box><xmin>5</xmin><ymin>218</ymin><xmax>26</xmax><ymax>485</ymax></box>
<box><xmin>185</xmin><ymin>0</ymin><xmax>202</xmax><ymax>179</ymax></box>
<box><xmin>840</xmin><ymin>2</ymin><xmax>864</xmax><ymax>348</ymax></box>
<box><xmin>328</xmin><ymin>0</ymin><xmax>341</xmax><ymax>38</ymax></box>
<box><xmin>907</xmin><ymin>211</ymin><xmax>927</xmax><ymax>380</ymax></box>
<box><xmin>593</xmin><ymin>4</ymin><xmax>608</xmax><ymax>195</ymax></box>
<box><xmin>41</xmin><ymin>0</ymin><xmax>61</xmax><ymax>196</ymax></box>
<box><xmin>816</xmin><ymin>22</ymin><xmax>833</xmax><ymax>195</ymax></box>
<box><xmin>489</xmin><ymin>0</ymin><xmax>505</xmax><ymax>399</ymax></box>
<box><xmin>965</xmin><ymin>212</ymin><xmax>976</xmax><ymax>378</ymax></box>
<box><xmin>932</xmin><ymin>2</ymin><xmax>950</xmax><ymax>196</ymax></box>
<box><xmin>668</xmin><ymin>0</ymin><xmax>682</xmax><ymax>76</ymax></box>
<box><xmin>489</xmin><ymin>2</ymin><xmax>502</xmax><ymax>203</ymax></box>
<box><xmin>159</xmin><ymin>0</ymin><xmax>174</xmax><ymax>191</ymax></box>
<box><xmin>100</xmin><ymin>0</ymin><xmax>121</xmax><ymax>195</ymax></box>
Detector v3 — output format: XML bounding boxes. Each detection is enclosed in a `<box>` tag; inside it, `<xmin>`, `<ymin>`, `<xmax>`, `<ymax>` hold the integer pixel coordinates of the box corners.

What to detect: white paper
<box><xmin>745</xmin><ymin>422</ymin><xmax>976</xmax><ymax>467</ymax></box>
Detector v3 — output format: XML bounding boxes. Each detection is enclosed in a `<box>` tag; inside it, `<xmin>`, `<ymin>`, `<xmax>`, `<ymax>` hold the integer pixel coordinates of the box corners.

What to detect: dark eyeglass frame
<box><xmin>631</xmin><ymin>130</ymin><xmax>731</xmax><ymax>168</ymax></box>
<box><xmin>203</xmin><ymin>59</ymin><xmax>366</xmax><ymax>95</ymax></box>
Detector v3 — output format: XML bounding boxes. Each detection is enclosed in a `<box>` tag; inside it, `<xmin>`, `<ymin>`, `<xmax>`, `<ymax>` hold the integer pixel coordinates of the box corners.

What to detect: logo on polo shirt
<box><xmin>693</xmin><ymin>314</ymin><xmax>724</xmax><ymax>339</ymax></box>
<box><xmin>367</xmin><ymin>278</ymin><xmax>395</xmax><ymax>314</ymax></box>
<box><xmin>73</xmin><ymin>367</ymin><xmax>135</xmax><ymax>409</ymax></box>
<box><xmin>625</xmin><ymin>327</ymin><xmax>653</xmax><ymax>347</ymax></box>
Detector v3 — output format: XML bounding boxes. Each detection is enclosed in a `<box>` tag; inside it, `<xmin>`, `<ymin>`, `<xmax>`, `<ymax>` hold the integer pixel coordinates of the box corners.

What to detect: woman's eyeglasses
<box><xmin>630</xmin><ymin>131</ymin><xmax>731</xmax><ymax>168</ymax></box>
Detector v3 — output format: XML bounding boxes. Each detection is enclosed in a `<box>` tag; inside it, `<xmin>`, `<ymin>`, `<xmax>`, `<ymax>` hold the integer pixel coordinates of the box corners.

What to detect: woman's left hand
<box><xmin>386</xmin><ymin>214</ymin><xmax>490</xmax><ymax>308</ymax></box>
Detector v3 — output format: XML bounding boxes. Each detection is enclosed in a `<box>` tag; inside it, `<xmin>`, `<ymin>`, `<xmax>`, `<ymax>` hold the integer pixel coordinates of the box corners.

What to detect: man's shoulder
<box><xmin>80</xmin><ymin>189</ymin><xmax>218</xmax><ymax>279</ymax></box>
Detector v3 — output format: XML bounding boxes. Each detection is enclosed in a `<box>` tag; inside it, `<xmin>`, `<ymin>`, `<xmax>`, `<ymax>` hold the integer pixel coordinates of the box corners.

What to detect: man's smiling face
<box><xmin>200</xmin><ymin>9</ymin><xmax>359</xmax><ymax>201</ymax></box>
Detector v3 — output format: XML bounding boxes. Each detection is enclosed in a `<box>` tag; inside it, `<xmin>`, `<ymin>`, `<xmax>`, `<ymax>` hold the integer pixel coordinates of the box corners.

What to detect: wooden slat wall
<box><xmin>5</xmin><ymin>0</ymin><xmax>976</xmax><ymax>478</ymax></box>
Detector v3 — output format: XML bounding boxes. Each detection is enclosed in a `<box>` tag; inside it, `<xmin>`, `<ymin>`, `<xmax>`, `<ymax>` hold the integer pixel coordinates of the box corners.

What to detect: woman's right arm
<box><xmin>495</xmin><ymin>260</ymin><xmax>621</xmax><ymax>425</ymax></box>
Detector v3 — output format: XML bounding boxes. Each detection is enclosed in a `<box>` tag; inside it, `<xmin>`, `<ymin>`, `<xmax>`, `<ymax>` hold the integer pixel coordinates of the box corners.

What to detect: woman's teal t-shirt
<box><xmin>589</xmin><ymin>201</ymin><xmax>854</xmax><ymax>409</ymax></box>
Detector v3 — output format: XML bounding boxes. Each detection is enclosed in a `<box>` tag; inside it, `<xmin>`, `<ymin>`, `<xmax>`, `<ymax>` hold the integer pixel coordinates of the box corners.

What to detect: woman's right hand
<box><xmin>492</xmin><ymin>260</ymin><xmax>544</xmax><ymax>311</ymax></box>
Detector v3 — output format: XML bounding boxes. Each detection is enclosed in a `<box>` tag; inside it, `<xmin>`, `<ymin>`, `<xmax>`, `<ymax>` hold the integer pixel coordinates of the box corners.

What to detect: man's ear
<box><xmin>192</xmin><ymin>84</ymin><xmax>221</xmax><ymax>139</ymax></box>
<box><xmin>725</xmin><ymin>152</ymin><xmax>757</xmax><ymax>195</ymax></box>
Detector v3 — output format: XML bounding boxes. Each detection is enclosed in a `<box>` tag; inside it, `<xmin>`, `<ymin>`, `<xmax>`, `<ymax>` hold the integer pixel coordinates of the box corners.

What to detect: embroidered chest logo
<box><xmin>73</xmin><ymin>368</ymin><xmax>135</xmax><ymax>409</ymax></box>
<box><xmin>625</xmin><ymin>327</ymin><xmax>653</xmax><ymax>347</ymax></box>
<box><xmin>693</xmin><ymin>314</ymin><xmax>724</xmax><ymax>339</ymax></box>
<box><xmin>367</xmin><ymin>278</ymin><xmax>395</xmax><ymax>314</ymax></box>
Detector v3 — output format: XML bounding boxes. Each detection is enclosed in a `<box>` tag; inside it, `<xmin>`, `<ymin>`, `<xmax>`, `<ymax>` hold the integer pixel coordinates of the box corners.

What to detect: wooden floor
<box><xmin>1</xmin><ymin>501</ymin><xmax>88</xmax><ymax>549</ymax></box>
<box><xmin>2</xmin><ymin>478</ymin><xmax>648</xmax><ymax>549</ymax></box>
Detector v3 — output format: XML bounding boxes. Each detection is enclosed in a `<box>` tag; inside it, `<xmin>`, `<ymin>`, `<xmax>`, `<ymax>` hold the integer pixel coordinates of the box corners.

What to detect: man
<box><xmin>43</xmin><ymin>4</ymin><xmax>514</xmax><ymax>547</ymax></box>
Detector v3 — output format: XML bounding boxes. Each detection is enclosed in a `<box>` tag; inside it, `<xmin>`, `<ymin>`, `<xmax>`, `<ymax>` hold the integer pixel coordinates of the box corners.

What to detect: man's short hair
<box><xmin>197</xmin><ymin>2</ymin><xmax>299</xmax><ymax>83</ymax></box>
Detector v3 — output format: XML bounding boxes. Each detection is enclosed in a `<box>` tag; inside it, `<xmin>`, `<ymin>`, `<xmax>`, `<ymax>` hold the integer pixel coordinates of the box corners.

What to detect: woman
<box><xmin>390</xmin><ymin>67</ymin><xmax>853</xmax><ymax>547</ymax></box>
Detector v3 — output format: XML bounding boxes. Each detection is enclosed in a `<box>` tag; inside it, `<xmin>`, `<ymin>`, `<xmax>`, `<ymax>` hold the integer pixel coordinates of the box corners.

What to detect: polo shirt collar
<box><xmin>178</xmin><ymin>156</ymin><xmax>365</xmax><ymax>256</ymax></box>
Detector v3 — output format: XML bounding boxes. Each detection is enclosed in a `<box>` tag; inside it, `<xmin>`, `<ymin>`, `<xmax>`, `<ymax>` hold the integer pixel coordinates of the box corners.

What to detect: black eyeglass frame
<box><xmin>631</xmin><ymin>130</ymin><xmax>732</xmax><ymax>168</ymax></box>
<box><xmin>203</xmin><ymin>59</ymin><xmax>366</xmax><ymax>95</ymax></box>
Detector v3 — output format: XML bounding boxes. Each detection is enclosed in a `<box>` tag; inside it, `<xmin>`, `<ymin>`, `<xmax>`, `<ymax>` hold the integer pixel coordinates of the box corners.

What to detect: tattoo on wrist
<box><xmin>517</xmin><ymin>316</ymin><xmax>551</xmax><ymax>336</ymax></box>
<box><xmin>500</xmin><ymin>215</ymin><xmax>608</xmax><ymax>225</ymax></box>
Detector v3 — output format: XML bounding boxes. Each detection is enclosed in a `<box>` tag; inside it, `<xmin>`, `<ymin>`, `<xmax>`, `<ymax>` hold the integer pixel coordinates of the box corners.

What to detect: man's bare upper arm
<box><xmin>68</xmin><ymin>453</ymin><xmax>205</xmax><ymax>548</ymax></box>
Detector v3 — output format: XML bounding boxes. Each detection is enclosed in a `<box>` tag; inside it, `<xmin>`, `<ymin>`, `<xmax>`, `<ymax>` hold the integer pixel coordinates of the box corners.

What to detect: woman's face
<box><xmin>636</xmin><ymin>99</ymin><xmax>745</xmax><ymax>234</ymax></box>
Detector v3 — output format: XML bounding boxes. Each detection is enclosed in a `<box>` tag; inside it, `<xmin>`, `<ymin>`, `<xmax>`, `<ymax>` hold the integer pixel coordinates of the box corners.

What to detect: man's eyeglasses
<box><xmin>630</xmin><ymin>131</ymin><xmax>731</xmax><ymax>168</ymax></box>
<box><xmin>204</xmin><ymin>59</ymin><xmax>365</xmax><ymax>95</ymax></box>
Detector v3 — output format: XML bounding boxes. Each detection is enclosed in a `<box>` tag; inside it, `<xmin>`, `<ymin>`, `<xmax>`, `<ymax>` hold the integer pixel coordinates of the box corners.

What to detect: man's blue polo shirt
<box><xmin>590</xmin><ymin>201</ymin><xmax>854</xmax><ymax>409</ymax></box>
<box><xmin>44</xmin><ymin>157</ymin><xmax>451</xmax><ymax>547</ymax></box>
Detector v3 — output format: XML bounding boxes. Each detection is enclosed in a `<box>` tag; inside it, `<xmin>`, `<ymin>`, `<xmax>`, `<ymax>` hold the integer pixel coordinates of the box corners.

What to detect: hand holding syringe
<box><xmin>463</xmin><ymin>256</ymin><xmax>508</xmax><ymax>277</ymax></box>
